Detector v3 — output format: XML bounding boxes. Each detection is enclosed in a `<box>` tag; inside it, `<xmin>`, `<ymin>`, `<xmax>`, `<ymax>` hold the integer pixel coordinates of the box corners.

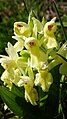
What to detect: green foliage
<box><xmin>0</xmin><ymin>85</ymin><xmax>42</xmax><ymax>119</ymax></box>
<box><xmin>0</xmin><ymin>66</ymin><xmax>64</xmax><ymax>119</ymax></box>
<box><xmin>0</xmin><ymin>86</ymin><xmax>23</xmax><ymax>117</ymax></box>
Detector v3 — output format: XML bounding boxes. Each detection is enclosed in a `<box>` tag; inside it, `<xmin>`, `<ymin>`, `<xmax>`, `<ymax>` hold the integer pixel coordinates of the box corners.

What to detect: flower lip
<box><xmin>29</xmin><ymin>41</ymin><xmax>36</xmax><ymax>47</ymax></box>
<box><xmin>48</xmin><ymin>24</ymin><xmax>53</xmax><ymax>31</ymax></box>
<box><xmin>25</xmin><ymin>37</ymin><xmax>37</xmax><ymax>49</ymax></box>
<box><xmin>17</xmin><ymin>24</ymin><xmax>23</xmax><ymax>28</ymax></box>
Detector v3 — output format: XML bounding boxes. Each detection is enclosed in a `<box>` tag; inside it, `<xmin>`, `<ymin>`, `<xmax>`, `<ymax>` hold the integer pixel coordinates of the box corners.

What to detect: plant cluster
<box><xmin>0</xmin><ymin>12</ymin><xmax>67</xmax><ymax>118</ymax></box>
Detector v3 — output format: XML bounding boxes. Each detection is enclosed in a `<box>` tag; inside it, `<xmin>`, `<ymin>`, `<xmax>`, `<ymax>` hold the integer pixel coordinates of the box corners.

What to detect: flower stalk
<box><xmin>52</xmin><ymin>0</ymin><xmax>67</xmax><ymax>41</ymax></box>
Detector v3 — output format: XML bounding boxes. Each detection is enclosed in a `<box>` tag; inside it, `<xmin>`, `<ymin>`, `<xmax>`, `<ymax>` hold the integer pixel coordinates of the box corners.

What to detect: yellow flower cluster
<box><xmin>1</xmin><ymin>15</ymin><xmax>66</xmax><ymax>105</ymax></box>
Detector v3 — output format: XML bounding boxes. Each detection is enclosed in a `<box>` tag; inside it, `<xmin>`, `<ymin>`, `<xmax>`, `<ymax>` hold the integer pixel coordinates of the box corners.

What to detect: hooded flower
<box><xmin>18</xmin><ymin>75</ymin><xmax>38</xmax><ymax>105</ymax></box>
<box><xmin>14</xmin><ymin>22</ymin><xmax>31</xmax><ymax>37</ymax></box>
<box><xmin>25</xmin><ymin>86</ymin><xmax>38</xmax><ymax>105</ymax></box>
<box><xmin>0</xmin><ymin>42</ymin><xmax>18</xmax><ymax>70</ymax></box>
<box><xmin>0</xmin><ymin>42</ymin><xmax>22</xmax><ymax>87</ymax></box>
<box><xmin>25</xmin><ymin>37</ymin><xmax>47</xmax><ymax>69</ymax></box>
<box><xmin>34</xmin><ymin>69</ymin><xmax>53</xmax><ymax>92</ymax></box>
<box><xmin>1</xmin><ymin>68</ymin><xmax>21</xmax><ymax>87</ymax></box>
<box><xmin>44</xmin><ymin>17</ymin><xmax>57</xmax><ymax>37</ymax></box>
<box><xmin>1</xmin><ymin>70</ymin><xmax>13</xmax><ymax>87</ymax></box>
<box><xmin>44</xmin><ymin>17</ymin><xmax>57</xmax><ymax>49</ymax></box>
<box><xmin>17</xmin><ymin>66</ymin><xmax>38</xmax><ymax>105</ymax></box>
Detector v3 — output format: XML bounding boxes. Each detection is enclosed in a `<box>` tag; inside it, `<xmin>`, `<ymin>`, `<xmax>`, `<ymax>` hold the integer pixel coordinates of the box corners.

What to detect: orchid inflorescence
<box><xmin>0</xmin><ymin>15</ymin><xmax>67</xmax><ymax>106</ymax></box>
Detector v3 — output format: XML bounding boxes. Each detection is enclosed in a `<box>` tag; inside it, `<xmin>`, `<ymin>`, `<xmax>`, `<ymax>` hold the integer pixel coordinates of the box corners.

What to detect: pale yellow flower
<box><xmin>25</xmin><ymin>37</ymin><xmax>47</xmax><ymax>69</ymax></box>
<box><xmin>25</xmin><ymin>86</ymin><xmax>38</xmax><ymax>105</ymax></box>
<box><xmin>44</xmin><ymin>17</ymin><xmax>57</xmax><ymax>49</ymax></box>
<box><xmin>0</xmin><ymin>42</ymin><xmax>18</xmax><ymax>70</ymax></box>
<box><xmin>18</xmin><ymin>76</ymin><xmax>38</xmax><ymax>105</ymax></box>
<box><xmin>35</xmin><ymin>69</ymin><xmax>53</xmax><ymax>91</ymax></box>
<box><xmin>1</xmin><ymin>70</ymin><xmax>12</xmax><ymax>87</ymax></box>
<box><xmin>44</xmin><ymin>17</ymin><xmax>57</xmax><ymax>37</ymax></box>
<box><xmin>14</xmin><ymin>22</ymin><xmax>31</xmax><ymax>37</ymax></box>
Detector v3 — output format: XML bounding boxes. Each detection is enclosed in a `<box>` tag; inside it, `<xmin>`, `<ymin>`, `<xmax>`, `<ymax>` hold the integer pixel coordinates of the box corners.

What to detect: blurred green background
<box><xmin>0</xmin><ymin>0</ymin><xmax>67</xmax><ymax>56</ymax></box>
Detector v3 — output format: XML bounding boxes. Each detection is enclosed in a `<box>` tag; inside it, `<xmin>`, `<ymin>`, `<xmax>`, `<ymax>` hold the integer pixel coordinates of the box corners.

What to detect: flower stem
<box><xmin>23</xmin><ymin>0</ymin><xmax>29</xmax><ymax>15</ymax></box>
<box><xmin>52</xmin><ymin>0</ymin><xmax>67</xmax><ymax>41</ymax></box>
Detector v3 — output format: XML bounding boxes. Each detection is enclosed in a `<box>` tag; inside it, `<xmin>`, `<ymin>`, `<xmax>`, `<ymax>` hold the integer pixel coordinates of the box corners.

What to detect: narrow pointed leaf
<box><xmin>0</xmin><ymin>86</ymin><xmax>23</xmax><ymax>117</ymax></box>
<box><xmin>11</xmin><ymin>83</ymin><xmax>24</xmax><ymax>97</ymax></box>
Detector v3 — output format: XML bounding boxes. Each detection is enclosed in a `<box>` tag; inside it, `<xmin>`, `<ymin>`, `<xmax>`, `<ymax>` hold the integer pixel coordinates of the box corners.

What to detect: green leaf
<box><xmin>11</xmin><ymin>83</ymin><xmax>24</xmax><ymax>97</ymax></box>
<box><xmin>0</xmin><ymin>86</ymin><xmax>23</xmax><ymax>117</ymax></box>
<box><xmin>59</xmin><ymin>63</ymin><xmax>67</xmax><ymax>75</ymax></box>
<box><xmin>57</xmin><ymin>53</ymin><xmax>67</xmax><ymax>62</ymax></box>
<box><xmin>44</xmin><ymin>65</ymin><xmax>61</xmax><ymax>119</ymax></box>
<box><xmin>40</xmin><ymin>95</ymin><xmax>48</xmax><ymax>102</ymax></box>
<box><xmin>0</xmin><ymin>86</ymin><xmax>42</xmax><ymax>119</ymax></box>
